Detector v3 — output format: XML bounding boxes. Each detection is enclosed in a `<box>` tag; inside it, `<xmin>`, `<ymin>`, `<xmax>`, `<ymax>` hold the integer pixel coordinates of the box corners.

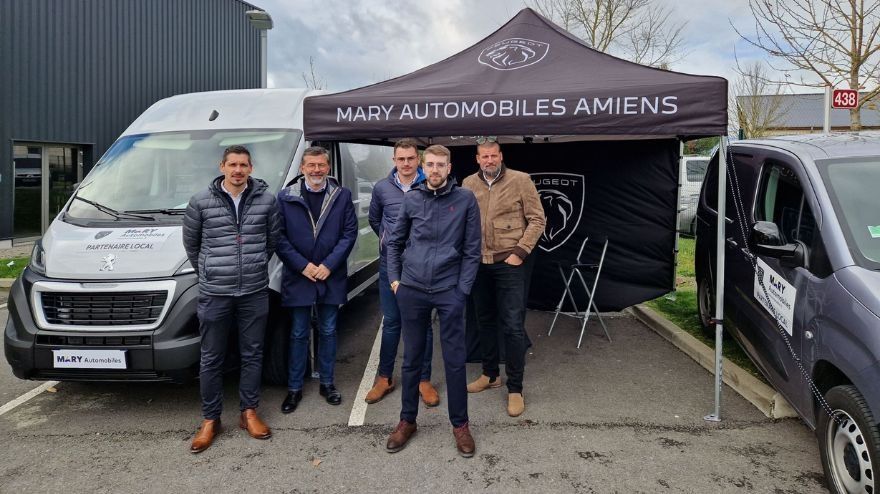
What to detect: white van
<box><xmin>4</xmin><ymin>89</ymin><xmax>386</xmax><ymax>384</ymax></box>
<box><xmin>678</xmin><ymin>155</ymin><xmax>710</xmax><ymax>235</ymax></box>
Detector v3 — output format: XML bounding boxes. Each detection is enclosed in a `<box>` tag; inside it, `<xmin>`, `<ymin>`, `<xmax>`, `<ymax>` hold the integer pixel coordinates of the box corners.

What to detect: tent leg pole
<box><xmin>704</xmin><ymin>136</ymin><xmax>727</xmax><ymax>423</ymax></box>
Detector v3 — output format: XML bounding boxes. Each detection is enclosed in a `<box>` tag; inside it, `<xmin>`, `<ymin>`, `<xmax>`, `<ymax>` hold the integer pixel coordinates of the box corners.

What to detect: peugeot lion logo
<box><xmin>478</xmin><ymin>38</ymin><xmax>549</xmax><ymax>71</ymax></box>
<box><xmin>99</xmin><ymin>254</ymin><xmax>117</xmax><ymax>272</ymax></box>
<box><xmin>533</xmin><ymin>173</ymin><xmax>585</xmax><ymax>252</ymax></box>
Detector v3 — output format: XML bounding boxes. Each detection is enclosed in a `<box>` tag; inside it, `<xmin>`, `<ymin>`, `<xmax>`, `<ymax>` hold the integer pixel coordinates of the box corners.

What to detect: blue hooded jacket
<box><xmin>275</xmin><ymin>176</ymin><xmax>357</xmax><ymax>306</ymax></box>
<box><xmin>386</xmin><ymin>177</ymin><xmax>481</xmax><ymax>295</ymax></box>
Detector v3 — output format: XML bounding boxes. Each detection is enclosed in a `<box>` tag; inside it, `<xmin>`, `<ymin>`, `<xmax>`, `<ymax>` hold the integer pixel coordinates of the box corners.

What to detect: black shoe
<box><xmin>281</xmin><ymin>390</ymin><xmax>303</xmax><ymax>414</ymax></box>
<box><xmin>319</xmin><ymin>384</ymin><xmax>342</xmax><ymax>405</ymax></box>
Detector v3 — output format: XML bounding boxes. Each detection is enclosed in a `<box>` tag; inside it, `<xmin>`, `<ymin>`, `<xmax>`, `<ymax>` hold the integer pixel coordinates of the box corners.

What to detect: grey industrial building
<box><xmin>1</xmin><ymin>0</ymin><xmax>267</xmax><ymax>244</ymax></box>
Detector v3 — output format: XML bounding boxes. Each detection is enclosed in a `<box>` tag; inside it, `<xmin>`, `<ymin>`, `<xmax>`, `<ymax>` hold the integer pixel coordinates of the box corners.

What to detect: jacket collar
<box><xmin>388</xmin><ymin>167</ymin><xmax>426</xmax><ymax>190</ymax></box>
<box><xmin>415</xmin><ymin>176</ymin><xmax>457</xmax><ymax>196</ymax></box>
<box><xmin>280</xmin><ymin>175</ymin><xmax>341</xmax><ymax>202</ymax></box>
<box><xmin>478</xmin><ymin>164</ymin><xmax>506</xmax><ymax>184</ymax></box>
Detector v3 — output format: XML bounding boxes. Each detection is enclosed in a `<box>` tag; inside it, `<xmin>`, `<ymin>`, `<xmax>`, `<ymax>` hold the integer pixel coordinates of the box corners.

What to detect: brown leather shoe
<box><xmin>239</xmin><ymin>409</ymin><xmax>271</xmax><ymax>439</ymax></box>
<box><xmin>507</xmin><ymin>392</ymin><xmax>525</xmax><ymax>417</ymax></box>
<box><xmin>419</xmin><ymin>381</ymin><xmax>440</xmax><ymax>407</ymax></box>
<box><xmin>365</xmin><ymin>376</ymin><xmax>395</xmax><ymax>404</ymax></box>
<box><xmin>385</xmin><ymin>420</ymin><xmax>417</xmax><ymax>453</ymax></box>
<box><xmin>453</xmin><ymin>422</ymin><xmax>475</xmax><ymax>458</ymax></box>
<box><xmin>467</xmin><ymin>374</ymin><xmax>502</xmax><ymax>393</ymax></box>
<box><xmin>190</xmin><ymin>418</ymin><xmax>221</xmax><ymax>454</ymax></box>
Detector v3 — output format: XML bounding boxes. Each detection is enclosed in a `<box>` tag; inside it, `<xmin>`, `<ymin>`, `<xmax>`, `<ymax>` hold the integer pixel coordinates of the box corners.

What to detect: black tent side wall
<box><xmin>450</xmin><ymin>139</ymin><xmax>679</xmax><ymax>311</ymax></box>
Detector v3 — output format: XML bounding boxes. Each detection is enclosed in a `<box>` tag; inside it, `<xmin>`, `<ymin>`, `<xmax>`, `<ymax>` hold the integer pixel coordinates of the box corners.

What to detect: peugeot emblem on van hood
<box><xmin>99</xmin><ymin>254</ymin><xmax>117</xmax><ymax>271</ymax></box>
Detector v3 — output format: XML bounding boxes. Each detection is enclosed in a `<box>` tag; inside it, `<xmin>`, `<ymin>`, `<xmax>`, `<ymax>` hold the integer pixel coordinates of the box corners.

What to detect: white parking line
<box><xmin>348</xmin><ymin>317</ymin><xmax>383</xmax><ymax>427</ymax></box>
<box><xmin>0</xmin><ymin>303</ymin><xmax>7</xmax><ymax>310</ymax></box>
<box><xmin>0</xmin><ymin>381</ymin><xmax>60</xmax><ymax>417</ymax></box>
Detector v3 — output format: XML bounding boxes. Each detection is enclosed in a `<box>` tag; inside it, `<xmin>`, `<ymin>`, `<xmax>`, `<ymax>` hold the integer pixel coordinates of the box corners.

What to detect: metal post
<box><xmin>245</xmin><ymin>10</ymin><xmax>273</xmax><ymax>89</ymax></box>
<box><xmin>259</xmin><ymin>30</ymin><xmax>268</xmax><ymax>88</ymax></box>
<box><xmin>671</xmin><ymin>140</ymin><xmax>684</xmax><ymax>299</ymax></box>
<box><xmin>824</xmin><ymin>86</ymin><xmax>832</xmax><ymax>133</ymax></box>
<box><xmin>705</xmin><ymin>136</ymin><xmax>727</xmax><ymax>423</ymax></box>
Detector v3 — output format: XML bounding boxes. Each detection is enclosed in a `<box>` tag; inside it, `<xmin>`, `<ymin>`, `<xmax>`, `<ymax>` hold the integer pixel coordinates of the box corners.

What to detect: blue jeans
<box><xmin>288</xmin><ymin>304</ymin><xmax>338</xmax><ymax>391</ymax></box>
<box><xmin>196</xmin><ymin>290</ymin><xmax>268</xmax><ymax>419</ymax></box>
<box><xmin>378</xmin><ymin>267</ymin><xmax>433</xmax><ymax>380</ymax></box>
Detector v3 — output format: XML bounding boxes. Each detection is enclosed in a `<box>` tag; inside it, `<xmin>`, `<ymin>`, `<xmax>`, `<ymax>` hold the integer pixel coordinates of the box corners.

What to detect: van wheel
<box><xmin>818</xmin><ymin>385</ymin><xmax>880</xmax><ymax>494</ymax></box>
<box><xmin>697</xmin><ymin>277</ymin><xmax>715</xmax><ymax>336</ymax></box>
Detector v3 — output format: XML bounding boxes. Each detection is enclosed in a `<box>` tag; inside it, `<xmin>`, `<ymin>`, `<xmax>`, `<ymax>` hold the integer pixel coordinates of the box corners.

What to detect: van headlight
<box><xmin>175</xmin><ymin>261</ymin><xmax>195</xmax><ymax>275</ymax></box>
<box><xmin>29</xmin><ymin>241</ymin><xmax>46</xmax><ymax>275</ymax></box>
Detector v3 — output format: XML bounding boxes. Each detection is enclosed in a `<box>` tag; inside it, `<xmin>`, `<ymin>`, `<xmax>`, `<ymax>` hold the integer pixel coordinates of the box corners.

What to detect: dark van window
<box><xmin>755</xmin><ymin>163</ymin><xmax>816</xmax><ymax>246</ymax></box>
<box><xmin>754</xmin><ymin>162</ymin><xmax>831</xmax><ymax>276</ymax></box>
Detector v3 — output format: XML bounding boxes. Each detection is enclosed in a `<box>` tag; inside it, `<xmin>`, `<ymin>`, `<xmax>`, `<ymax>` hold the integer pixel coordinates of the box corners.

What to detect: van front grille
<box><xmin>41</xmin><ymin>291</ymin><xmax>168</xmax><ymax>326</ymax></box>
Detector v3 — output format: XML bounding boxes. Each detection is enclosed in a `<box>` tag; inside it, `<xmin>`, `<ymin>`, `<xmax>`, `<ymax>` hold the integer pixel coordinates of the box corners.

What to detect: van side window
<box><xmin>755</xmin><ymin>162</ymin><xmax>831</xmax><ymax>276</ymax></box>
<box><xmin>338</xmin><ymin>143</ymin><xmax>392</xmax><ymax>218</ymax></box>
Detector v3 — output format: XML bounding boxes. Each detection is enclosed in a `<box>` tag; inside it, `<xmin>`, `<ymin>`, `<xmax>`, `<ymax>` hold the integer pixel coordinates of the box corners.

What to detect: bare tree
<box><xmin>529</xmin><ymin>0</ymin><xmax>686</xmax><ymax>67</ymax></box>
<box><xmin>735</xmin><ymin>0</ymin><xmax>880</xmax><ymax>130</ymax></box>
<box><xmin>301</xmin><ymin>56</ymin><xmax>326</xmax><ymax>90</ymax></box>
<box><xmin>733</xmin><ymin>61</ymin><xmax>789</xmax><ymax>138</ymax></box>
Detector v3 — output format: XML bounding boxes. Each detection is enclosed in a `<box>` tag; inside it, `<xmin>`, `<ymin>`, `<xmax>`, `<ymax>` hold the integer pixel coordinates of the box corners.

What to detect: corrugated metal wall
<box><xmin>0</xmin><ymin>0</ymin><xmax>263</xmax><ymax>238</ymax></box>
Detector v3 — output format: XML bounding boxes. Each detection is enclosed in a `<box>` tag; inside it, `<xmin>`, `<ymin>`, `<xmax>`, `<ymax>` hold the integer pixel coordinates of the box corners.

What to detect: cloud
<box><xmin>256</xmin><ymin>0</ymin><xmax>774</xmax><ymax>91</ymax></box>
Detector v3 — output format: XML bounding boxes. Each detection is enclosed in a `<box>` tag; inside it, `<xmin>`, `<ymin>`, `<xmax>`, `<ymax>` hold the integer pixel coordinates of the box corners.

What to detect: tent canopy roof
<box><xmin>304</xmin><ymin>8</ymin><xmax>727</xmax><ymax>144</ymax></box>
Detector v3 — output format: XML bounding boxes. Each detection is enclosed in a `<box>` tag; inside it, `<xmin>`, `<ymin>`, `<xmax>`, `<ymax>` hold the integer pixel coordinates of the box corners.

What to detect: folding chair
<box><xmin>548</xmin><ymin>236</ymin><xmax>611</xmax><ymax>348</ymax></box>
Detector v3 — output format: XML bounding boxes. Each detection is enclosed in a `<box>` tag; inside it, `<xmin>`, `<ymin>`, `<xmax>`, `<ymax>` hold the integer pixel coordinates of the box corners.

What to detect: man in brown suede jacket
<box><xmin>462</xmin><ymin>137</ymin><xmax>545</xmax><ymax>418</ymax></box>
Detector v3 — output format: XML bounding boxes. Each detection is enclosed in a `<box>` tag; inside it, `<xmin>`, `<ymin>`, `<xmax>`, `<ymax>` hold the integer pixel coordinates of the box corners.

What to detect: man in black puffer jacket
<box><xmin>182</xmin><ymin>145</ymin><xmax>281</xmax><ymax>454</ymax></box>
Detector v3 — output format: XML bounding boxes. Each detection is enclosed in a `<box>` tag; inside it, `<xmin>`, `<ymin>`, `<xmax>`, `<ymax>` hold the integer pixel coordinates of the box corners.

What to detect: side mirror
<box><xmin>750</xmin><ymin>221</ymin><xmax>807</xmax><ymax>268</ymax></box>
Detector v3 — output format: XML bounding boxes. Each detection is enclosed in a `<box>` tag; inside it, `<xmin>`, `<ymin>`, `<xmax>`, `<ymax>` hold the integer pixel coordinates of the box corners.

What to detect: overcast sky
<box><xmin>253</xmin><ymin>0</ymin><xmax>781</xmax><ymax>93</ymax></box>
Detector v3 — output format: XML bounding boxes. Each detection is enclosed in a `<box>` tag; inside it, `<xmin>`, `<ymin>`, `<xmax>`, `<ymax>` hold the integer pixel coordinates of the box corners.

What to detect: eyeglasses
<box><xmin>423</xmin><ymin>161</ymin><xmax>449</xmax><ymax>170</ymax></box>
<box><xmin>476</xmin><ymin>136</ymin><xmax>497</xmax><ymax>144</ymax></box>
<box><xmin>303</xmin><ymin>162</ymin><xmax>330</xmax><ymax>170</ymax></box>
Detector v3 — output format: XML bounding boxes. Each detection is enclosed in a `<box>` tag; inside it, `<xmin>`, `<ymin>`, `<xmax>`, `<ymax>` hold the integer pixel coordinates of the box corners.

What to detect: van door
<box><xmin>737</xmin><ymin>153</ymin><xmax>816</xmax><ymax>412</ymax></box>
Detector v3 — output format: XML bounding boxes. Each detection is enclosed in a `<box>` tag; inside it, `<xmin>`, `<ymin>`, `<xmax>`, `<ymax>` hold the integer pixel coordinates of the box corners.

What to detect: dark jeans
<box><xmin>378</xmin><ymin>266</ymin><xmax>433</xmax><ymax>381</ymax></box>
<box><xmin>397</xmin><ymin>285</ymin><xmax>468</xmax><ymax>427</ymax></box>
<box><xmin>472</xmin><ymin>262</ymin><xmax>527</xmax><ymax>393</ymax></box>
<box><xmin>288</xmin><ymin>304</ymin><xmax>338</xmax><ymax>391</ymax></box>
<box><xmin>197</xmin><ymin>290</ymin><xmax>268</xmax><ymax>420</ymax></box>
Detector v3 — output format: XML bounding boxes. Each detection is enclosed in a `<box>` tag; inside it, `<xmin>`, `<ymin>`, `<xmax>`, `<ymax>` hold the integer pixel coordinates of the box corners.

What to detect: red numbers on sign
<box><xmin>832</xmin><ymin>89</ymin><xmax>858</xmax><ymax>109</ymax></box>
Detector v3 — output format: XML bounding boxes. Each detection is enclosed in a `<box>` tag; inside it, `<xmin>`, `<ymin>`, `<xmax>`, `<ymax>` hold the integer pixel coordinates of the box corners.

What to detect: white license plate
<box><xmin>52</xmin><ymin>349</ymin><xmax>127</xmax><ymax>369</ymax></box>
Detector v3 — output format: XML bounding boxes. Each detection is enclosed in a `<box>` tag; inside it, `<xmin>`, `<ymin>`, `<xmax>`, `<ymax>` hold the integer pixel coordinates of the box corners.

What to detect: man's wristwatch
<box><xmin>390</xmin><ymin>280</ymin><xmax>400</xmax><ymax>290</ymax></box>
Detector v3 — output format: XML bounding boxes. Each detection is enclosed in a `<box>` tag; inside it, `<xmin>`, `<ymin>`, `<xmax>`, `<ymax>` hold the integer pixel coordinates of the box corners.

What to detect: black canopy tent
<box><xmin>304</xmin><ymin>7</ymin><xmax>733</xmax><ymax>419</ymax></box>
<box><xmin>304</xmin><ymin>7</ymin><xmax>727</xmax><ymax>313</ymax></box>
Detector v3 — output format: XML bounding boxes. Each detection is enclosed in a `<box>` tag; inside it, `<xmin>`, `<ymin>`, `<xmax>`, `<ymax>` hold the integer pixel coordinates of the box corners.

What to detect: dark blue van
<box><xmin>695</xmin><ymin>133</ymin><xmax>880</xmax><ymax>494</ymax></box>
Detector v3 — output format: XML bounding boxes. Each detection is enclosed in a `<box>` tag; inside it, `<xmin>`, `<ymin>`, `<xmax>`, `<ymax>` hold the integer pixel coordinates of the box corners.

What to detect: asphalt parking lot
<box><xmin>0</xmin><ymin>285</ymin><xmax>827</xmax><ymax>493</ymax></box>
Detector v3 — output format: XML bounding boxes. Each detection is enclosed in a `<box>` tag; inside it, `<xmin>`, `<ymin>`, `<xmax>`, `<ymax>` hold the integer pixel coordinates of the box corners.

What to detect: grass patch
<box><xmin>646</xmin><ymin>237</ymin><xmax>765</xmax><ymax>381</ymax></box>
<box><xmin>0</xmin><ymin>257</ymin><xmax>29</xmax><ymax>279</ymax></box>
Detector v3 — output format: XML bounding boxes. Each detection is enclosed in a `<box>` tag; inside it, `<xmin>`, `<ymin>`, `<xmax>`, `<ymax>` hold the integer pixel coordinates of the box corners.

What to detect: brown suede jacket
<box><xmin>462</xmin><ymin>166</ymin><xmax>546</xmax><ymax>264</ymax></box>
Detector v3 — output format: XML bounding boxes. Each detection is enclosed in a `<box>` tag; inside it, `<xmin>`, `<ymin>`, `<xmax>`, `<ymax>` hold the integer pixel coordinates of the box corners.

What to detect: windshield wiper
<box><xmin>125</xmin><ymin>208</ymin><xmax>186</xmax><ymax>215</ymax></box>
<box><xmin>72</xmin><ymin>196</ymin><xmax>156</xmax><ymax>221</ymax></box>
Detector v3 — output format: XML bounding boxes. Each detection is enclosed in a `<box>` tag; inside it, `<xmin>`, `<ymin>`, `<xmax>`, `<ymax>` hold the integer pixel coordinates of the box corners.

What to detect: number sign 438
<box><xmin>832</xmin><ymin>89</ymin><xmax>859</xmax><ymax>109</ymax></box>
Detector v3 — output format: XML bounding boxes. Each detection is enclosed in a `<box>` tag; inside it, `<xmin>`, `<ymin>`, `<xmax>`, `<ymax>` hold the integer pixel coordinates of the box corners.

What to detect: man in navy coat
<box><xmin>384</xmin><ymin>144</ymin><xmax>481</xmax><ymax>458</ymax></box>
<box><xmin>275</xmin><ymin>146</ymin><xmax>357</xmax><ymax>412</ymax></box>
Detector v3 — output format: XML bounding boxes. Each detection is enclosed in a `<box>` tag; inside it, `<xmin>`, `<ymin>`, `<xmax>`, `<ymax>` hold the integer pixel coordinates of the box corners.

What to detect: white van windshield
<box><xmin>822</xmin><ymin>159</ymin><xmax>880</xmax><ymax>269</ymax></box>
<box><xmin>67</xmin><ymin>130</ymin><xmax>300</xmax><ymax>220</ymax></box>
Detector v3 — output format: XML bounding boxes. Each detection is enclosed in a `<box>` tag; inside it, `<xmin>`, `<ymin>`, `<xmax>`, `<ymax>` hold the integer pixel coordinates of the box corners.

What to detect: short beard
<box><xmin>482</xmin><ymin>168</ymin><xmax>500</xmax><ymax>180</ymax></box>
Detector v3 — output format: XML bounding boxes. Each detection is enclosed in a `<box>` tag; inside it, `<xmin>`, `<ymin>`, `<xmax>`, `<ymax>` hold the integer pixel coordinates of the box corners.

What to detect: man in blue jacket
<box><xmin>275</xmin><ymin>146</ymin><xmax>357</xmax><ymax>413</ymax></box>
<box><xmin>366</xmin><ymin>138</ymin><xmax>439</xmax><ymax>407</ymax></box>
<box><xmin>183</xmin><ymin>145</ymin><xmax>281</xmax><ymax>453</ymax></box>
<box><xmin>384</xmin><ymin>144</ymin><xmax>481</xmax><ymax>458</ymax></box>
